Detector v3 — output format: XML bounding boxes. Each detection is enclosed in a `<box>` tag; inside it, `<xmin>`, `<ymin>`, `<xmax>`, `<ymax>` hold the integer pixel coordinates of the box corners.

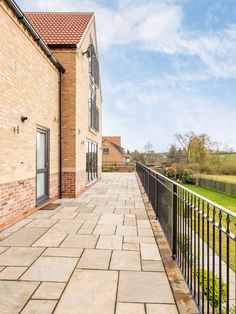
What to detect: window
<box><xmin>103</xmin><ymin>148</ymin><xmax>109</xmax><ymax>155</ymax></box>
<box><xmin>88</xmin><ymin>44</ymin><xmax>99</xmax><ymax>131</ymax></box>
<box><xmin>89</xmin><ymin>77</ymin><xmax>99</xmax><ymax>131</ymax></box>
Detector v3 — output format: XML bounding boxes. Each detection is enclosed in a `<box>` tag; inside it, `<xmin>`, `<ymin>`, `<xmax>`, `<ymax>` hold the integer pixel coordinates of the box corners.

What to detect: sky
<box><xmin>18</xmin><ymin>0</ymin><xmax>236</xmax><ymax>152</ymax></box>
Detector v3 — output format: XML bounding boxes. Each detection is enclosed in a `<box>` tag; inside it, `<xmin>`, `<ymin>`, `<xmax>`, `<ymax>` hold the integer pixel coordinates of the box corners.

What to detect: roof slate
<box><xmin>25</xmin><ymin>12</ymin><xmax>94</xmax><ymax>45</ymax></box>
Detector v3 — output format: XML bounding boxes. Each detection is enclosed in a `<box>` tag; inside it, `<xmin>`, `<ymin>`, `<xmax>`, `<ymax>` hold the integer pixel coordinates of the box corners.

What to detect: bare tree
<box><xmin>143</xmin><ymin>142</ymin><xmax>153</xmax><ymax>154</ymax></box>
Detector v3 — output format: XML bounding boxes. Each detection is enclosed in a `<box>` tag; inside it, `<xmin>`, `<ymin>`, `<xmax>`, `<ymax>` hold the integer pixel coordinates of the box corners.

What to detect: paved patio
<box><xmin>0</xmin><ymin>173</ymin><xmax>178</xmax><ymax>314</ymax></box>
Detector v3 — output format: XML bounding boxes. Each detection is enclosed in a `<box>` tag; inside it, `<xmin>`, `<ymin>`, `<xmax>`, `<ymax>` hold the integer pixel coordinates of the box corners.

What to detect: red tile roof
<box><xmin>25</xmin><ymin>12</ymin><xmax>94</xmax><ymax>45</ymax></box>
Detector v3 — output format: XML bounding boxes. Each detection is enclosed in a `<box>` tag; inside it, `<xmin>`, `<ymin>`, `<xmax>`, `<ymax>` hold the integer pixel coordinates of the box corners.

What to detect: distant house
<box><xmin>102</xmin><ymin>136</ymin><xmax>131</xmax><ymax>168</ymax></box>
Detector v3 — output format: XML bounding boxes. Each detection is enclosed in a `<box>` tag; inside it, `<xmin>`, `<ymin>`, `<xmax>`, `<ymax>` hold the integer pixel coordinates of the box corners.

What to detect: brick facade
<box><xmin>0</xmin><ymin>1</ymin><xmax>102</xmax><ymax>229</ymax></box>
<box><xmin>102</xmin><ymin>139</ymin><xmax>125</xmax><ymax>166</ymax></box>
<box><xmin>0</xmin><ymin>1</ymin><xmax>60</xmax><ymax>228</ymax></box>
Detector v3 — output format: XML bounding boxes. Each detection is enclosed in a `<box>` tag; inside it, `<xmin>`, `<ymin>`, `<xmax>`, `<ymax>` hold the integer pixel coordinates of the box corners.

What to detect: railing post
<box><xmin>155</xmin><ymin>173</ymin><xmax>158</xmax><ymax>218</ymax></box>
<box><xmin>148</xmin><ymin>169</ymin><xmax>150</xmax><ymax>199</ymax></box>
<box><xmin>172</xmin><ymin>183</ymin><xmax>177</xmax><ymax>259</ymax></box>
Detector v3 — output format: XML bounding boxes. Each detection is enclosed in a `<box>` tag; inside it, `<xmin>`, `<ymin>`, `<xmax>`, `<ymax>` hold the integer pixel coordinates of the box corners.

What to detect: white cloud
<box><xmin>20</xmin><ymin>0</ymin><xmax>236</xmax><ymax>79</ymax></box>
<box><xmin>18</xmin><ymin>0</ymin><xmax>236</xmax><ymax>150</ymax></box>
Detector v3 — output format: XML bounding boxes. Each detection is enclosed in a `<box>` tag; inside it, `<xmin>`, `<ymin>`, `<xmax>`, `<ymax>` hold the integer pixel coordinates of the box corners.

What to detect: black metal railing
<box><xmin>136</xmin><ymin>162</ymin><xmax>236</xmax><ymax>314</ymax></box>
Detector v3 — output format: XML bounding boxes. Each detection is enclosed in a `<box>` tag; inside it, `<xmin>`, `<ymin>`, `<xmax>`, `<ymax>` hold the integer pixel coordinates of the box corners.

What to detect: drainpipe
<box><xmin>59</xmin><ymin>70</ymin><xmax>64</xmax><ymax>199</ymax></box>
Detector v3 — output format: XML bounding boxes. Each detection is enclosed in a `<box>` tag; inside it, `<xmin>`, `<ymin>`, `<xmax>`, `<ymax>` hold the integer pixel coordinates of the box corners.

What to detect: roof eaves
<box><xmin>48</xmin><ymin>44</ymin><xmax>77</xmax><ymax>49</ymax></box>
<box><xmin>5</xmin><ymin>0</ymin><xmax>65</xmax><ymax>73</ymax></box>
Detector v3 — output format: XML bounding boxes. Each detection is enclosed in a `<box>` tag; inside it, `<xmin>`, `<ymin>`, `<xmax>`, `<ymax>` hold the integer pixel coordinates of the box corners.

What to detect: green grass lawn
<box><xmin>200</xmin><ymin>174</ymin><xmax>236</xmax><ymax>184</ymax></box>
<box><xmin>183</xmin><ymin>184</ymin><xmax>236</xmax><ymax>213</ymax></box>
<box><xmin>218</xmin><ymin>152</ymin><xmax>236</xmax><ymax>162</ymax></box>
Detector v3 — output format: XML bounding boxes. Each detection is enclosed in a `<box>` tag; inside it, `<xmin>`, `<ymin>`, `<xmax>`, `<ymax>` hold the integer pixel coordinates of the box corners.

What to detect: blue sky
<box><xmin>18</xmin><ymin>0</ymin><xmax>236</xmax><ymax>152</ymax></box>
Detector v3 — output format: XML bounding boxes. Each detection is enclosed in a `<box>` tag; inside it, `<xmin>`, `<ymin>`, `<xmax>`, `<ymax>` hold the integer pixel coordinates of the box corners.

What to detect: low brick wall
<box><xmin>0</xmin><ymin>173</ymin><xmax>59</xmax><ymax>229</ymax></box>
<box><xmin>102</xmin><ymin>165</ymin><xmax>134</xmax><ymax>172</ymax></box>
<box><xmin>199</xmin><ymin>178</ymin><xmax>236</xmax><ymax>197</ymax></box>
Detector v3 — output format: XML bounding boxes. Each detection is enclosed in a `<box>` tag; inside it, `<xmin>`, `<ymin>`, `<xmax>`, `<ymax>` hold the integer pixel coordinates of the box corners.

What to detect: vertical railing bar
<box><xmin>194</xmin><ymin>194</ymin><xmax>197</xmax><ymax>299</ymax></box>
<box><xmin>212</xmin><ymin>206</ymin><xmax>216</xmax><ymax>314</ymax></box>
<box><xmin>190</xmin><ymin>193</ymin><xmax>193</xmax><ymax>292</ymax></box>
<box><xmin>219</xmin><ymin>210</ymin><xmax>222</xmax><ymax>314</ymax></box>
<box><xmin>172</xmin><ymin>183</ymin><xmax>177</xmax><ymax>259</ymax></box>
<box><xmin>197</xmin><ymin>197</ymin><xmax>200</xmax><ymax>306</ymax></box>
<box><xmin>154</xmin><ymin>173</ymin><xmax>157</xmax><ymax>217</ymax></box>
<box><xmin>179</xmin><ymin>188</ymin><xmax>183</xmax><ymax>270</ymax></box>
<box><xmin>201</xmin><ymin>200</ymin><xmax>205</xmax><ymax>313</ymax></box>
<box><xmin>184</xmin><ymin>189</ymin><xmax>187</xmax><ymax>279</ymax></box>
<box><xmin>177</xmin><ymin>187</ymin><xmax>180</xmax><ymax>264</ymax></box>
<box><xmin>187</xmin><ymin>191</ymin><xmax>190</xmax><ymax>285</ymax></box>
<box><xmin>207</xmin><ymin>203</ymin><xmax>210</xmax><ymax>314</ymax></box>
<box><xmin>226</xmin><ymin>214</ymin><xmax>230</xmax><ymax>314</ymax></box>
<box><xmin>182</xmin><ymin>189</ymin><xmax>184</xmax><ymax>274</ymax></box>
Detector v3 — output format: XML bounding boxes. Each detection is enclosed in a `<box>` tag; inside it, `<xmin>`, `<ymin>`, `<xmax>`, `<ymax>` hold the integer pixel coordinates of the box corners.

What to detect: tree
<box><xmin>143</xmin><ymin>142</ymin><xmax>153</xmax><ymax>154</ymax></box>
<box><xmin>167</xmin><ymin>144</ymin><xmax>185</xmax><ymax>163</ymax></box>
<box><xmin>175</xmin><ymin>132</ymin><xmax>211</xmax><ymax>164</ymax></box>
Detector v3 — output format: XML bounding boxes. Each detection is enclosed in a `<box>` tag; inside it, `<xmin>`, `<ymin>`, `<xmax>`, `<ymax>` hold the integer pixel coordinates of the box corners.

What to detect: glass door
<box><xmin>86</xmin><ymin>139</ymin><xmax>98</xmax><ymax>182</ymax></box>
<box><xmin>36</xmin><ymin>128</ymin><xmax>49</xmax><ymax>204</ymax></box>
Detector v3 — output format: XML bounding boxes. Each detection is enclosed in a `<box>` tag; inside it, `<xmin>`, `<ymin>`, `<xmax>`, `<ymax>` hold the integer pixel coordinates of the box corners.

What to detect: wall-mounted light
<box><xmin>82</xmin><ymin>44</ymin><xmax>93</xmax><ymax>57</ymax></box>
<box><xmin>21</xmin><ymin>116</ymin><xmax>28</xmax><ymax>123</ymax></box>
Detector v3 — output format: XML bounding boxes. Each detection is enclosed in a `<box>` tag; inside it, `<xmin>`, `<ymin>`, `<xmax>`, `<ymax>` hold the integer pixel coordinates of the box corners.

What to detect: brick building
<box><xmin>102</xmin><ymin>137</ymin><xmax>131</xmax><ymax>168</ymax></box>
<box><xmin>0</xmin><ymin>0</ymin><xmax>102</xmax><ymax>228</ymax></box>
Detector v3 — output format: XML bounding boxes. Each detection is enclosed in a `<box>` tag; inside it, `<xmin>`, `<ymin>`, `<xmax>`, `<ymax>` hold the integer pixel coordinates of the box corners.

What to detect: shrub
<box><xmin>176</xmin><ymin>169</ymin><xmax>195</xmax><ymax>184</ymax></box>
<box><xmin>196</xmin><ymin>269</ymin><xmax>227</xmax><ymax>309</ymax></box>
<box><xmin>165</xmin><ymin>168</ymin><xmax>175</xmax><ymax>179</ymax></box>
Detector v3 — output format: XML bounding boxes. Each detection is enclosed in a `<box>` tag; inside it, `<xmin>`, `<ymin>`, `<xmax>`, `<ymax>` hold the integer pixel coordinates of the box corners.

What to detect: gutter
<box><xmin>5</xmin><ymin>0</ymin><xmax>65</xmax><ymax>199</ymax></box>
<box><xmin>59</xmin><ymin>71</ymin><xmax>63</xmax><ymax>199</ymax></box>
<box><xmin>5</xmin><ymin>0</ymin><xmax>65</xmax><ymax>73</ymax></box>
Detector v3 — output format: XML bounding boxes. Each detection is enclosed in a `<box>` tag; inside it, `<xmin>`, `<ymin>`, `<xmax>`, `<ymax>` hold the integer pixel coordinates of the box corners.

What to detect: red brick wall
<box><xmin>62</xmin><ymin>172</ymin><xmax>76</xmax><ymax>198</ymax></box>
<box><xmin>0</xmin><ymin>173</ymin><xmax>59</xmax><ymax>230</ymax></box>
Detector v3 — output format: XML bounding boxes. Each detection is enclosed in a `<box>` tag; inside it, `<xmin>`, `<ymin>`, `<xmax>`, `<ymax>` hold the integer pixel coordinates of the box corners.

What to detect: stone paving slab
<box><xmin>21</xmin><ymin>300</ymin><xmax>57</xmax><ymax>314</ymax></box>
<box><xmin>146</xmin><ymin>304</ymin><xmax>179</xmax><ymax>314</ymax></box>
<box><xmin>21</xmin><ymin>256</ymin><xmax>78</xmax><ymax>282</ymax></box>
<box><xmin>110</xmin><ymin>250</ymin><xmax>141</xmax><ymax>271</ymax></box>
<box><xmin>77</xmin><ymin>248</ymin><xmax>111</xmax><ymax>270</ymax></box>
<box><xmin>60</xmin><ymin>234</ymin><xmax>98</xmax><ymax>248</ymax></box>
<box><xmin>116</xmin><ymin>302</ymin><xmax>145</xmax><ymax>314</ymax></box>
<box><xmin>42</xmin><ymin>248</ymin><xmax>83</xmax><ymax>258</ymax></box>
<box><xmin>0</xmin><ymin>173</ymin><xmax>179</xmax><ymax>313</ymax></box>
<box><xmin>0</xmin><ymin>228</ymin><xmax>48</xmax><ymax>247</ymax></box>
<box><xmin>118</xmin><ymin>271</ymin><xmax>175</xmax><ymax>303</ymax></box>
<box><xmin>0</xmin><ymin>247</ymin><xmax>44</xmax><ymax>266</ymax></box>
<box><xmin>0</xmin><ymin>281</ymin><xmax>39</xmax><ymax>313</ymax></box>
<box><xmin>0</xmin><ymin>266</ymin><xmax>27</xmax><ymax>280</ymax></box>
<box><xmin>55</xmin><ymin>269</ymin><xmax>118</xmax><ymax>314</ymax></box>
<box><xmin>32</xmin><ymin>282</ymin><xmax>66</xmax><ymax>299</ymax></box>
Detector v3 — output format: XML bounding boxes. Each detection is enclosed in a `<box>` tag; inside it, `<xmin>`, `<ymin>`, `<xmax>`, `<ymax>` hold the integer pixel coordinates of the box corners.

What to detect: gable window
<box><xmin>103</xmin><ymin>148</ymin><xmax>109</xmax><ymax>155</ymax></box>
<box><xmin>88</xmin><ymin>43</ymin><xmax>99</xmax><ymax>132</ymax></box>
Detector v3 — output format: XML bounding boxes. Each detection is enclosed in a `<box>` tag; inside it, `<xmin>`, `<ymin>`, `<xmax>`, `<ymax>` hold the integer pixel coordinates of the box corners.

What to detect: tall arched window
<box><xmin>88</xmin><ymin>43</ymin><xmax>99</xmax><ymax>131</ymax></box>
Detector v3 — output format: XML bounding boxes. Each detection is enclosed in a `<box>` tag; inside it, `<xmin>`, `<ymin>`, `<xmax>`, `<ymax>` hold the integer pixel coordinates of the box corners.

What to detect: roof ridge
<box><xmin>25</xmin><ymin>11</ymin><xmax>94</xmax><ymax>14</ymax></box>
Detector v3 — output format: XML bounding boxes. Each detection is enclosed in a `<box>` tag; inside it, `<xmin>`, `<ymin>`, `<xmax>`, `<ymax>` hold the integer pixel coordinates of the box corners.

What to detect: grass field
<box><xmin>217</xmin><ymin>152</ymin><xmax>236</xmax><ymax>163</ymax></box>
<box><xmin>183</xmin><ymin>184</ymin><xmax>236</xmax><ymax>213</ymax></box>
<box><xmin>200</xmin><ymin>174</ymin><xmax>236</xmax><ymax>184</ymax></box>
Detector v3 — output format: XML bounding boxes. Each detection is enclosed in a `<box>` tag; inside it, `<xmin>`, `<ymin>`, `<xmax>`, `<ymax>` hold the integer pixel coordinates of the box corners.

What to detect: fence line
<box><xmin>136</xmin><ymin>162</ymin><xmax>236</xmax><ymax>314</ymax></box>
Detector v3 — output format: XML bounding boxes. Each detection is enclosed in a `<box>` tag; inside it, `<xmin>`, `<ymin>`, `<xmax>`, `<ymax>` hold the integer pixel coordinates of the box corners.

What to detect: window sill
<box><xmin>89</xmin><ymin>127</ymin><xmax>99</xmax><ymax>135</ymax></box>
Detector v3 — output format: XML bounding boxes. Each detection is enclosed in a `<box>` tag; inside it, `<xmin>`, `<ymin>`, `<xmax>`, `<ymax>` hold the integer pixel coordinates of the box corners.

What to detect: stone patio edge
<box><xmin>136</xmin><ymin>173</ymin><xmax>199</xmax><ymax>314</ymax></box>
